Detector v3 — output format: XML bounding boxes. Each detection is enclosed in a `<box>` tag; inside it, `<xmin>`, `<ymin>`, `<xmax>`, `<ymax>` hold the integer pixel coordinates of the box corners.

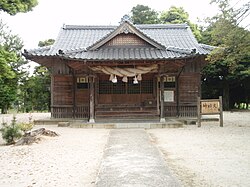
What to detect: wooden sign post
<box><xmin>197</xmin><ymin>96</ymin><xmax>223</xmax><ymax>127</ymax></box>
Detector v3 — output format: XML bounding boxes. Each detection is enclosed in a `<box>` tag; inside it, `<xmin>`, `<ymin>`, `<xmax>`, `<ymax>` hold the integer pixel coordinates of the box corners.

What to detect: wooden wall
<box><xmin>49</xmin><ymin>56</ymin><xmax>206</xmax><ymax>119</ymax></box>
<box><xmin>53</xmin><ymin>75</ymin><xmax>73</xmax><ymax>106</ymax></box>
<box><xmin>178</xmin><ymin>73</ymin><xmax>200</xmax><ymax>104</ymax></box>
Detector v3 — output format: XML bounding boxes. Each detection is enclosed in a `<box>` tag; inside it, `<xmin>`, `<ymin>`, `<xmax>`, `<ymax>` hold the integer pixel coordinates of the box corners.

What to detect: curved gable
<box><xmin>88</xmin><ymin>16</ymin><xmax>165</xmax><ymax>50</ymax></box>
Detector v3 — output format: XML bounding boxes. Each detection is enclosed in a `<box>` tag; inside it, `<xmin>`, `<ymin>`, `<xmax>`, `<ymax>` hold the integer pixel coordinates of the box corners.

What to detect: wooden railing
<box><xmin>179</xmin><ymin>105</ymin><xmax>197</xmax><ymax>118</ymax></box>
<box><xmin>51</xmin><ymin>104</ymin><xmax>196</xmax><ymax>119</ymax></box>
<box><xmin>164</xmin><ymin>105</ymin><xmax>177</xmax><ymax>117</ymax></box>
<box><xmin>75</xmin><ymin>105</ymin><xmax>89</xmax><ymax>118</ymax></box>
<box><xmin>164</xmin><ymin>104</ymin><xmax>197</xmax><ymax>118</ymax></box>
<box><xmin>51</xmin><ymin>105</ymin><xmax>89</xmax><ymax>119</ymax></box>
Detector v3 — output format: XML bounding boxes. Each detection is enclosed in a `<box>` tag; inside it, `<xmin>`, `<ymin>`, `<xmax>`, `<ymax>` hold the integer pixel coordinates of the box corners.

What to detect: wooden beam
<box><xmin>89</xmin><ymin>77</ymin><xmax>95</xmax><ymax>123</ymax></box>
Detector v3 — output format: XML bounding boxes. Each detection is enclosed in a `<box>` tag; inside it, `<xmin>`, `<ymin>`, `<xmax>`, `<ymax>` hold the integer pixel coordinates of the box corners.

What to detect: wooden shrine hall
<box><xmin>24</xmin><ymin>15</ymin><xmax>213</xmax><ymax>122</ymax></box>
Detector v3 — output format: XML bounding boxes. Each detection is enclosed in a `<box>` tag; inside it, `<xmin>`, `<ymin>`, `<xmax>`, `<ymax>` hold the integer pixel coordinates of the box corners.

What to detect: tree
<box><xmin>0</xmin><ymin>0</ymin><xmax>38</xmax><ymax>15</ymax></box>
<box><xmin>160</xmin><ymin>6</ymin><xmax>202</xmax><ymax>41</ymax></box>
<box><xmin>19</xmin><ymin>66</ymin><xmax>51</xmax><ymax>112</ymax></box>
<box><xmin>38</xmin><ymin>39</ymin><xmax>55</xmax><ymax>47</ymax></box>
<box><xmin>19</xmin><ymin>39</ymin><xmax>53</xmax><ymax>112</ymax></box>
<box><xmin>0</xmin><ymin>20</ymin><xmax>26</xmax><ymax>114</ymax></box>
<box><xmin>131</xmin><ymin>5</ymin><xmax>160</xmax><ymax>24</ymax></box>
<box><xmin>160</xmin><ymin>6</ymin><xmax>189</xmax><ymax>24</ymax></box>
<box><xmin>201</xmin><ymin>0</ymin><xmax>250</xmax><ymax>110</ymax></box>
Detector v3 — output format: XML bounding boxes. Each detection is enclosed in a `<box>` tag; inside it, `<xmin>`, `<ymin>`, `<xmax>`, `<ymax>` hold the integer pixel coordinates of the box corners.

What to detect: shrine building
<box><xmin>24</xmin><ymin>15</ymin><xmax>213</xmax><ymax>123</ymax></box>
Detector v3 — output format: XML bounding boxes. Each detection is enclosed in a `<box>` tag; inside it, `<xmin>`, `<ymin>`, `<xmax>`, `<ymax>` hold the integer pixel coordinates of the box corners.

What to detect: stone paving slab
<box><xmin>95</xmin><ymin>129</ymin><xmax>180</xmax><ymax>187</ymax></box>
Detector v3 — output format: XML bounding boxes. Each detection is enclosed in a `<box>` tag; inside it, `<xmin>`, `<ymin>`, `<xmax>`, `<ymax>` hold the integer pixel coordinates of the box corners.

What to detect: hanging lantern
<box><xmin>112</xmin><ymin>75</ymin><xmax>117</xmax><ymax>83</ymax></box>
<box><xmin>137</xmin><ymin>74</ymin><xmax>142</xmax><ymax>81</ymax></box>
<box><xmin>122</xmin><ymin>76</ymin><xmax>128</xmax><ymax>82</ymax></box>
<box><xmin>109</xmin><ymin>74</ymin><xmax>114</xmax><ymax>81</ymax></box>
<box><xmin>133</xmin><ymin>76</ymin><xmax>138</xmax><ymax>84</ymax></box>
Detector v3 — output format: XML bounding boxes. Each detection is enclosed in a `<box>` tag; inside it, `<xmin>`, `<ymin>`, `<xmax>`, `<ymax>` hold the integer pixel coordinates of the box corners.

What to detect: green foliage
<box><xmin>38</xmin><ymin>39</ymin><xmax>55</xmax><ymax>47</ymax></box>
<box><xmin>201</xmin><ymin>0</ymin><xmax>250</xmax><ymax>110</ymax></box>
<box><xmin>0</xmin><ymin>116</ymin><xmax>22</xmax><ymax>144</ymax></box>
<box><xmin>160</xmin><ymin>6</ymin><xmax>202</xmax><ymax>41</ymax></box>
<box><xmin>18</xmin><ymin>122</ymin><xmax>33</xmax><ymax>133</ymax></box>
<box><xmin>19</xmin><ymin>66</ymin><xmax>50</xmax><ymax>112</ymax></box>
<box><xmin>0</xmin><ymin>20</ymin><xmax>26</xmax><ymax>114</ymax></box>
<box><xmin>18</xmin><ymin>113</ymin><xmax>33</xmax><ymax>132</ymax></box>
<box><xmin>131</xmin><ymin>4</ymin><xmax>160</xmax><ymax>24</ymax></box>
<box><xmin>130</xmin><ymin>5</ymin><xmax>202</xmax><ymax>41</ymax></box>
<box><xmin>0</xmin><ymin>0</ymin><xmax>38</xmax><ymax>15</ymax></box>
<box><xmin>18</xmin><ymin>39</ymin><xmax>53</xmax><ymax>113</ymax></box>
<box><xmin>160</xmin><ymin>6</ymin><xmax>189</xmax><ymax>24</ymax></box>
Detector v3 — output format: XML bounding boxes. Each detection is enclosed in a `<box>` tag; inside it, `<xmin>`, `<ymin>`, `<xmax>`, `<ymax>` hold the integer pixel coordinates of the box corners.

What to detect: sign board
<box><xmin>77</xmin><ymin>77</ymin><xmax>88</xmax><ymax>83</ymax></box>
<box><xmin>164</xmin><ymin>90</ymin><xmax>174</xmax><ymax>102</ymax></box>
<box><xmin>197</xmin><ymin>96</ymin><xmax>223</xmax><ymax>127</ymax></box>
<box><xmin>201</xmin><ymin>101</ymin><xmax>220</xmax><ymax>114</ymax></box>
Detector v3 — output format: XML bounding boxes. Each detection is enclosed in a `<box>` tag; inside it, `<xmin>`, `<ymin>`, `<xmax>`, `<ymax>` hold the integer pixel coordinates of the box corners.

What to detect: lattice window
<box><xmin>141</xmin><ymin>80</ymin><xmax>153</xmax><ymax>94</ymax></box>
<box><xmin>113</xmin><ymin>81</ymin><xmax>126</xmax><ymax>94</ymax></box>
<box><xmin>99</xmin><ymin>79</ymin><xmax>153</xmax><ymax>94</ymax></box>
<box><xmin>164</xmin><ymin>76</ymin><xmax>176</xmax><ymax>89</ymax></box>
<box><xmin>99</xmin><ymin>81</ymin><xmax>112</xmax><ymax>94</ymax></box>
<box><xmin>77</xmin><ymin>77</ymin><xmax>89</xmax><ymax>89</ymax></box>
<box><xmin>127</xmin><ymin>80</ymin><xmax>140</xmax><ymax>94</ymax></box>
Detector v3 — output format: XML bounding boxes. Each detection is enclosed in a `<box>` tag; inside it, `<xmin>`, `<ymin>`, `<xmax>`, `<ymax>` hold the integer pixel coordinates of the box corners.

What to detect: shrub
<box><xmin>18</xmin><ymin>122</ymin><xmax>33</xmax><ymax>133</ymax></box>
<box><xmin>0</xmin><ymin>116</ymin><xmax>22</xmax><ymax>145</ymax></box>
<box><xmin>18</xmin><ymin>113</ymin><xmax>34</xmax><ymax>133</ymax></box>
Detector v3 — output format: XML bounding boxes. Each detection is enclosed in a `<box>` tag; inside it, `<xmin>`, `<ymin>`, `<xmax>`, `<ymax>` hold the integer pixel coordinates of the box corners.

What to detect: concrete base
<box><xmin>160</xmin><ymin>118</ymin><xmax>166</xmax><ymax>123</ymax></box>
<box><xmin>88</xmin><ymin>118</ymin><xmax>95</xmax><ymax>123</ymax></box>
<box><xmin>35</xmin><ymin>118</ymin><xmax>184</xmax><ymax>128</ymax></box>
<box><xmin>57</xmin><ymin>122</ymin><xmax>70</xmax><ymax>127</ymax></box>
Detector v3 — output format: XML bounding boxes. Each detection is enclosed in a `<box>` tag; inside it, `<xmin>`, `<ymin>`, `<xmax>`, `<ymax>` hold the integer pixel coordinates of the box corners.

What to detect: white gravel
<box><xmin>0</xmin><ymin>112</ymin><xmax>51</xmax><ymax>126</ymax></box>
<box><xmin>148</xmin><ymin>111</ymin><xmax>250</xmax><ymax>187</ymax></box>
<box><xmin>0</xmin><ymin>112</ymin><xmax>250</xmax><ymax>187</ymax></box>
<box><xmin>0</xmin><ymin>113</ymin><xmax>110</xmax><ymax>187</ymax></box>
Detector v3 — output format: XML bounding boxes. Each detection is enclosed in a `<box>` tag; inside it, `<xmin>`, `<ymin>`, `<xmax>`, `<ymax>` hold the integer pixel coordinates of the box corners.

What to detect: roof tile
<box><xmin>24</xmin><ymin>21</ymin><xmax>213</xmax><ymax>61</ymax></box>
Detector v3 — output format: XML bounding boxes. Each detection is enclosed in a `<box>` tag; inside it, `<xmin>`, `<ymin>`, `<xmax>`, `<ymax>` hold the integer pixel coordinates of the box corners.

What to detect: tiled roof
<box><xmin>63</xmin><ymin>47</ymin><xmax>196</xmax><ymax>61</ymax></box>
<box><xmin>24</xmin><ymin>18</ymin><xmax>213</xmax><ymax>61</ymax></box>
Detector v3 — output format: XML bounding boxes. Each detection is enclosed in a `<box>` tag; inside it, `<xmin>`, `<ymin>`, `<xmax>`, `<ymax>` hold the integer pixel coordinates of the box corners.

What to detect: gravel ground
<box><xmin>0</xmin><ymin>113</ymin><xmax>109</xmax><ymax>187</ymax></box>
<box><xmin>0</xmin><ymin>111</ymin><xmax>249</xmax><ymax>187</ymax></box>
<box><xmin>0</xmin><ymin>113</ymin><xmax>51</xmax><ymax>126</ymax></box>
<box><xmin>148</xmin><ymin>111</ymin><xmax>250</xmax><ymax>187</ymax></box>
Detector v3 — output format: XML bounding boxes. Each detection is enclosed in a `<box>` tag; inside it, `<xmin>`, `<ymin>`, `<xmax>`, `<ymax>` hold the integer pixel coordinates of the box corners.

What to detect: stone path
<box><xmin>95</xmin><ymin>129</ymin><xmax>180</xmax><ymax>187</ymax></box>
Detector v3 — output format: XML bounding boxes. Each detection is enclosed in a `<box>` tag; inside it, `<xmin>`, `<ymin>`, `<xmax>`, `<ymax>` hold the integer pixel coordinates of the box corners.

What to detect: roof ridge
<box><xmin>199</xmin><ymin>43</ymin><xmax>215</xmax><ymax>50</ymax></box>
<box><xmin>63</xmin><ymin>25</ymin><xmax>116</xmax><ymax>30</ymax></box>
<box><xmin>62</xmin><ymin>23</ymin><xmax>189</xmax><ymax>30</ymax></box>
<box><xmin>58</xmin><ymin>47</ymin><xmax>87</xmax><ymax>55</ymax></box>
<box><xmin>166</xmin><ymin>46</ymin><xmax>195</xmax><ymax>54</ymax></box>
<box><xmin>137</xmin><ymin>23</ymin><xmax>189</xmax><ymax>29</ymax></box>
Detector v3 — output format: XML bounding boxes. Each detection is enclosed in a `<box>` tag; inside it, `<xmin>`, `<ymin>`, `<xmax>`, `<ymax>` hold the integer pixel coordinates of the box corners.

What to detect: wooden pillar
<box><xmin>50</xmin><ymin>75</ymin><xmax>54</xmax><ymax>118</ymax></box>
<box><xmin>197</xmin><ymin>96</ymin><xmax>201</xmax><ymax>127</ymax></box>
<box><xmin>219</xmin><ymin>96</ymin><xmax>223</xmax><ymax>127</ymax></box>
<box><xmin>156</xmin><ymin>76</ymin><xmax>160</xmax><ymax>115</ymax></box>
<box><xmin>72</xmin><ymin>72</ymin><xmax>76</xmax><ymax>119</ymax></box>
<box><xmin>160</xmin><ymin>76</ymin><xmax>165</xmax><ymax>122</ymax></box>
<box><xmin>89</xmin><ymin>77</ymin><xmax>95</xmax><ymax>123</ymax></box>
<box><xmin>176</xmin><ymin>75</ymin><xmax>179</xmax><ymax>117</ymax></box>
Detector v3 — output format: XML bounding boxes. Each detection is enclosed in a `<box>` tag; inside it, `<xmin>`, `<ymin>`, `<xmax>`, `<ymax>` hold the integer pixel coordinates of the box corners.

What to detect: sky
<box><xmin>0</xmin><ymin>0</ymin><xmax>249</xmax><ymax>50</ymax></box>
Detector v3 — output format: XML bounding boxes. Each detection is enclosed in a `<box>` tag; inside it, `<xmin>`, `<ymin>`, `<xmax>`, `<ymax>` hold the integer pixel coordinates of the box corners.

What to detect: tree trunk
<box><xmin>1</xmin><ymin>106</ymin><xmax>7</xmax><ymax>114</ymax></box>
<box><xmin>15</xmin><ymin>128</ymin><xmax>59</xmax><ymax>146</ymax></box>
<box><xmin>223</xmin><ymin>82</ymin><xmax>230</xmax><ymax>110</ymax></box>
